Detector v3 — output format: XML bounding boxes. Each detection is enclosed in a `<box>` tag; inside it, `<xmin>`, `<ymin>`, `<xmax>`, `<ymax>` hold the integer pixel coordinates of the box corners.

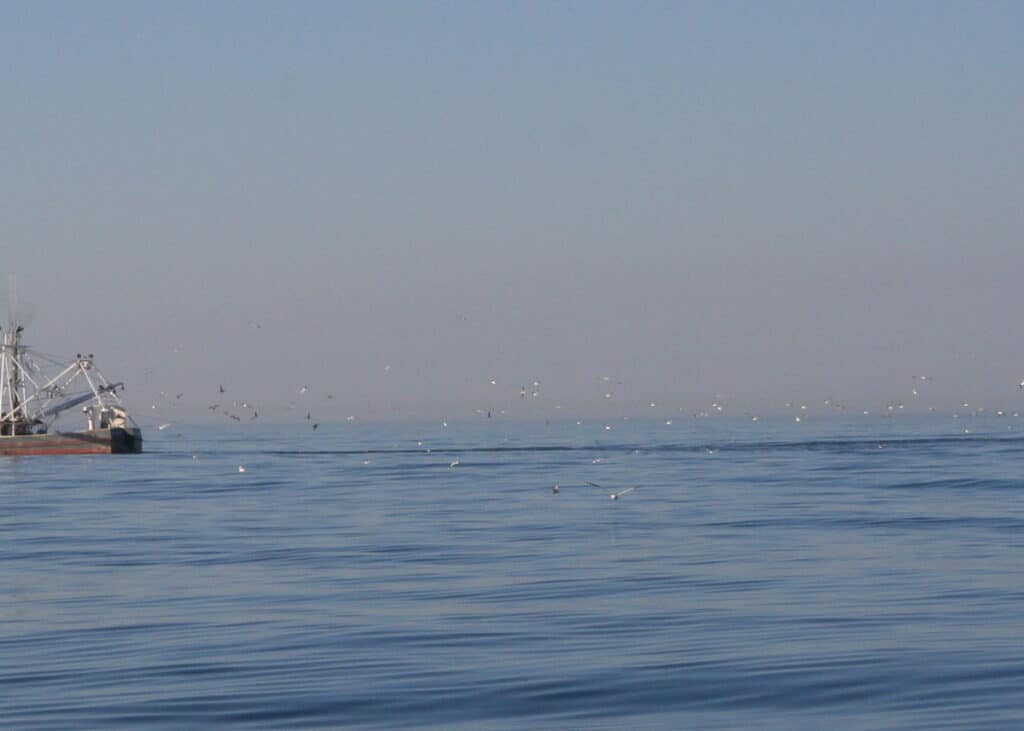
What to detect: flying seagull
<box><xmin>586</xmin><ymin>481</ymin><xmax>637</xmax><ymax>500</ymax></box>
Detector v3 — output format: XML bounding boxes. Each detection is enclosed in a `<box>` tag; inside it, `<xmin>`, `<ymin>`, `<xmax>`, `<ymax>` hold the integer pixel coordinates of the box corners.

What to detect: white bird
<box><xmin>238</xmin><ymin>465</ymin><xmax>246</xmax><ymax>473</ymax></box>
<box><xmin>586</xmin><ymin>481</ymin><xmax>636</xmax><ymax>500</ymax></box>
<box><xmin>449</xmin><ymin>459</ymin><xmax>460</xmax><ymax>468</ymax></box>
<box><xmin>157</xmin><ymin>423</ymin><xmax>171</xmax><ymax>430</ymax></box>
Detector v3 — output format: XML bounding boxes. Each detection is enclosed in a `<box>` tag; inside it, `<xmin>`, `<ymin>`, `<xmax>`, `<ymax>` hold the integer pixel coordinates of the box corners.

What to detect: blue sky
<box><xmin>3</xmin><ymin>2</ymin><xmax>1023</xmax><ymax>421</ymax></box>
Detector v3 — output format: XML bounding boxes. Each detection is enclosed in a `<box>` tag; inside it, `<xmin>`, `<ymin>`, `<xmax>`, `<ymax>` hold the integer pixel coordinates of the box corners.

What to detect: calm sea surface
<box><xmin>3</xmin><ymin>416</ymin><xmax>1023</xmax><ymax>729</ymax></box>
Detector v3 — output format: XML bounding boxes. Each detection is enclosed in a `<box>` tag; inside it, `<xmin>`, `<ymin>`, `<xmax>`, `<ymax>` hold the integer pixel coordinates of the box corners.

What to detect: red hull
<box><xmin>0</xmin><ymin>428</ymin><xmax>143</xmax><ymax>456</ymax></box>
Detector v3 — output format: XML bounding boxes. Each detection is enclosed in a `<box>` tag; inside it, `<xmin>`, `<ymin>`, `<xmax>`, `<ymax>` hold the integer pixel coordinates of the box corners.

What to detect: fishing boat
<box><xmin>0</xmin><ymin>316</ymin><xmax>142</xmax><ymax>456</ymax></box>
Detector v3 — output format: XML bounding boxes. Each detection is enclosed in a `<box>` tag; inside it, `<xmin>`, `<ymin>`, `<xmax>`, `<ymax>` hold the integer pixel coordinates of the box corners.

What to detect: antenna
<box><xmin>7</xmin><ymin>274</ymin><xmax>16</xmax><ymax>330</ymax></box>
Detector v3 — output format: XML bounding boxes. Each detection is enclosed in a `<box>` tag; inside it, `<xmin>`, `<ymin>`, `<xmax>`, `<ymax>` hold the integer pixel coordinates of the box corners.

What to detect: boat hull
<box><xmin>0</xmin><ymin>428</ymin><xmax>143</xmax><ymax>456</ymax></box>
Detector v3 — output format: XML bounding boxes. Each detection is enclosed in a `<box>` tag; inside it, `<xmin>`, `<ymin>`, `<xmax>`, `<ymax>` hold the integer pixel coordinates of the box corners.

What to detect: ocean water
<box><xmin>3</xmin><ymin>416</ymin><xmax>1023</xmax><ymax>730</ymax></box>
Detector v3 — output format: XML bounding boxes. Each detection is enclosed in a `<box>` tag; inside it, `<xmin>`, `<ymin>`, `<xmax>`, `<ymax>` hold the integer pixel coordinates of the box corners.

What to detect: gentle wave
<box><xmin>4</xmin><ymin>418</ymin><xmax>1024</xmax><ymax>729</ymax></box>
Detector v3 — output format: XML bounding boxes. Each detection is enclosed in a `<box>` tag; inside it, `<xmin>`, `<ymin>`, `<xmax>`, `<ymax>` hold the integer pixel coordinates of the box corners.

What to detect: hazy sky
<box><xmin>3</xmin><ymin>1</ymin><xmax>1022</xmax><ymax>422</ymax></box>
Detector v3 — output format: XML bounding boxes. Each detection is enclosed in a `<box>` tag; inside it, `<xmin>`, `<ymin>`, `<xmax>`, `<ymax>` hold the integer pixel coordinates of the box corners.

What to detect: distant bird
<box><xmin>158</xmin><ymin>423</ymin><xmax>171</xmax><ymax>430</ymax></box>
<box><xmin>449</xmin><ymin>459</ymin><xmax>460</xmax><ymax>468</ymax></box>
<box><xmin>299</xmin><ymin>385</ymin><xmax>308</xmax><ymax>394</ymax></box>
<box><xmin>312</xmin><ymin>423</ymin><xmax>319</xmax><ymax>430</ymax></box>
<box><xmin>238</xmin><ymin>465</ymin><xmax>246</xmax><ymax>473</ymax></box>
<box><xmin>552</xmin><ymin>484</ymin><xmax>560</xmax><ymax>494</ymax></box>
<box><xmin>586</xmin><ymin>481</ymin><xmax>635</xmax><ymax>500</ymax></box>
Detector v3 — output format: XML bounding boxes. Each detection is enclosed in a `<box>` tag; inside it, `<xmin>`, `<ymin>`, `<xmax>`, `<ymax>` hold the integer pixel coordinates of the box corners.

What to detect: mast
<box><xmin>1</xmin><ymin>324</ymin><xmax>28</xmax><ymax>435</ymax></box>
<box><xmin>1</xmin><ymin>275</ymin><xmax>30</xmax><ymax>435</ymax></box>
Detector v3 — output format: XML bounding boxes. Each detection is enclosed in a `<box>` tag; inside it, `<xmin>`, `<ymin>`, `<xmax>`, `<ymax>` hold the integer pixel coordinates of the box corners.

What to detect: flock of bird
<box><xmin>147</xmin><ymin>365</ymin><xmax>1024</xmax><ymax>438</ymax></box>
<box><xmin>150</xmin><ymin>381</ymin><xmax>338</xmax><ymax>432</ymax></box>
<box><xmin>141</xmin><ymin>321</ymin><xmax>1024</xmax><ymax>488</ymax></box>
<box><xmin>140</xmin><ymin>316</ymin><xmax>1024</xmax><ymax>433</ymax></box>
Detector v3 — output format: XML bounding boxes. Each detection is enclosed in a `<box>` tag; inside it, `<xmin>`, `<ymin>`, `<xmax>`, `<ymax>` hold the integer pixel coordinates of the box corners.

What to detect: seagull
<box><xmin>238</xmin><ymin>465</ymin><xmax>246</xmax><ymax>473</ymax></box>
<box><xmin>299</xmin><ymin>385</ymin><xmax>308</xmax><ymax>394</ymax></box>
<box><xmin>449</xmin><ymin>459</ymin><xmax>460</xmax><ymax>468</ymax></box>
<box><xmin>586</xmin><ymin>481</ymin><xmax>635</xmax><ymax>500</ymax></box>
<box><xmin>552</xmin><ymin>484</ymin><xmax>560</xmax><ymax>494</ymax></box>
<box><xmin>158</xmin><ymin>423</ymin><xmax>171</xmax><ymax>430</ymax></box>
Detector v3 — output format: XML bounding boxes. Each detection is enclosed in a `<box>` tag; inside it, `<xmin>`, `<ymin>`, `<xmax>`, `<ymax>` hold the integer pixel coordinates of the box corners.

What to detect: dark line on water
<box><xmin>149</xmin><ymin>432</ymin><xmax>1024</xmax><ymax>458</ymax></box>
